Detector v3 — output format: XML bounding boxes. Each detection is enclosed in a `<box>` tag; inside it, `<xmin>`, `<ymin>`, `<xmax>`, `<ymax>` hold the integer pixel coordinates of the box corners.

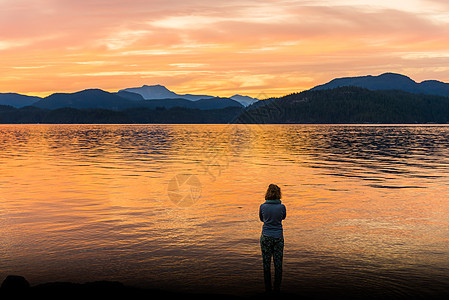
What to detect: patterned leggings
<box><xmin>260</xmin><ymin>234</ymin><xmax>284</xmax><ymax>292</ymax></box>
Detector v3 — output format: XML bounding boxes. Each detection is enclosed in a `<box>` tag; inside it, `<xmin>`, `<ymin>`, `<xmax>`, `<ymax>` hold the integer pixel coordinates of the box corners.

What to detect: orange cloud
<box><xmin>1</xmin><ymin>0</ymin><xmax>449</xmax><ymax>98</ymax></box>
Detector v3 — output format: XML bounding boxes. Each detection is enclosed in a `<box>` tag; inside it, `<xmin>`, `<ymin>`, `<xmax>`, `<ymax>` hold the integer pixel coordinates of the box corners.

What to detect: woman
<box><xmin>259</xmin><ymin>184</ymin><xmax>286</xmax><ymax>293</ymax></box>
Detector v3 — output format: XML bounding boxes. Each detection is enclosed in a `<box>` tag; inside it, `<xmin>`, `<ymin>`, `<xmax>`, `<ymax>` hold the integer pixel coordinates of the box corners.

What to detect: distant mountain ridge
<box><xmin>229</xmin><ymin>94</ymin><xmax>258</xmax><ymax>106</ymax></box>
<box><xmin>311</xmin><ymin>72</ymin><xmax>449</xmax><ymax>97</ymax></box>
<box><xmin>119</xmin><ymin>84</ymin><xmax>259</xmax><ymax>106</ymax></box>
<box><xmin>119</xmin><ymin>84</ymin><xmax>215</xmax><ymax>101</ymax></box>
<box><xmin>0</xmin><ymin>93</ymin><xmax>42</xmax><ymax>108</ymax></box>
<box><xmin>33</xmin><ymin>89</ymin><xmax>132</xmax><ymax>110</ymax></box>
<box><xmin>1</xmin><ymin>73</ymin><xmax>449</xmax><ymax>113</ymax></box>
<box><xmin>0</xmin><ymin>85</ymin><xmax>257</xmax><ymax>108</ymax></box>
<box><xmin>2</xmin><ymin>85</ymin><xmax>449</xmax><ymax>124</ymax></box>
<box><xmin>32</xmin><ymin>88</ymin><xmax>243</xmax><ymax>110</ymax></box>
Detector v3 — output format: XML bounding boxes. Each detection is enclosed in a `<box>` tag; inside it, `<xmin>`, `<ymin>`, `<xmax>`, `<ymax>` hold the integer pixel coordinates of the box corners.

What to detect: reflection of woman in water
<box><xmin>259</xmin><ymin>184</ymin><xmax>286</xmax><ymax>293</ymax></box>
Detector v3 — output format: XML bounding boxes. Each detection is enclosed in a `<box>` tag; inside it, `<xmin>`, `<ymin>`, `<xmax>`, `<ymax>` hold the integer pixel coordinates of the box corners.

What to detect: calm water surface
<box><xmin>1</xmin><ymin>124</ymin><xmax>449</xmax><ymax>297</ymax></box>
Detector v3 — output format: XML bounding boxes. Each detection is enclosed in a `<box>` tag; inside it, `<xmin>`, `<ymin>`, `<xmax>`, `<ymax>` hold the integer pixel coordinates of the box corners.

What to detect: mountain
<box><xmin>119</xmin><ymin>84</ymin><xmax>258</xmax><ymax>106</ymax></box>
<box><xmin>0</xmin><ymin>93</ymin><xmax>42</xmax><ymax>108</ymax></box>
<box><xmin>234</xmin><ymin>86</ymin><xmax>449</xmax><ymax>124</ymax></box>
<box><xmin>32</xmin><ymin>88</ymin><xmax>243</xmax><ymax>111</ymax></box>
<box><xmin>4</xmin><ymin>86</ymin><xmax>449</xmax><ymax>124</ymax></box>
<box><xmin>33</xmin><ymin>89</ymin><xmax>134</xmax><ymax>110</ymax></box>
<box><xmin>311</xmin><ymin>72</ymin><xmax>449</xmax><ymax>97</ymax></box>
<box><xmin>230</xmin><ymin>94</ymin><xmax>259</xmax><ymax>106</ymax></box>
<box><xmin>119</xmin><ymin>84</ymin><xmax>214</xmax><ymax>101</ymax></box>
<box><xmin>115</xmin><ymin>90</ymin><xmax>145</xmax><ymax>101</ymax></box>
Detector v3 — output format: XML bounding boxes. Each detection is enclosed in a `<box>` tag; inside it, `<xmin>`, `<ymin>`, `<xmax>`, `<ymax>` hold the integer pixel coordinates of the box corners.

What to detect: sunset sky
<box><xmin>1</xmin><ymin>0</ymin><xmax>449</xmax><ymax>98</ymax></box>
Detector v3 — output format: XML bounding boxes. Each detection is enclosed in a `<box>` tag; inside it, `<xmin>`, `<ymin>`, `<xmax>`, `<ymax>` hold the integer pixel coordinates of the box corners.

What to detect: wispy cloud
<box><xmin>1</xmin><ymin>0</ymin><xmax>449</xmax><ymax>97</ymax></box>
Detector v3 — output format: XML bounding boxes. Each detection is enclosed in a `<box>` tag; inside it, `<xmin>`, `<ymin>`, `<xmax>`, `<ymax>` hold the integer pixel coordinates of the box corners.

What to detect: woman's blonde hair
<box><xmin>265</xmin><ymin>184</ymin><xmax>281</xmax><ymax>200</ymax></box>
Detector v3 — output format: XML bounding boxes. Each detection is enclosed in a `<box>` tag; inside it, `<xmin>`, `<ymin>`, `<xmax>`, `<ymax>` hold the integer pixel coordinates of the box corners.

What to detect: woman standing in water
<box><xmin>259</xmin><ymin>184</ymin><xmax>286</xmax><ymax>293</ymax></box>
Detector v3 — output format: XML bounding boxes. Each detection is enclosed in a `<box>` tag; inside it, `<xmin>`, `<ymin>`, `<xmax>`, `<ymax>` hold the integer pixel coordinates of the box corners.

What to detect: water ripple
<box><xmin>1</xmin><ymin>124</ymin><xmax>449</xmax><ymax>296</ymax></box>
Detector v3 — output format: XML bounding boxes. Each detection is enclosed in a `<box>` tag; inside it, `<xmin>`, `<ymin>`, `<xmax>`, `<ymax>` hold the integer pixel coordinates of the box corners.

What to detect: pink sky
<box><xmin>1</xmin><ymin>0</ymin><xmax>449</xmax><ymax>98</ymax></box>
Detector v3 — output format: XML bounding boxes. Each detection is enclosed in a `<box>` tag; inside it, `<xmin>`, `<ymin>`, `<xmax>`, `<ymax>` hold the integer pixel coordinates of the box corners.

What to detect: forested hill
<box><xmin>311</xmin><ymin>72</ymin><xmax>449</xmax><ymax>97</ymax></box>
<box><xmin>234</xmin><ymin>86</ymin><xmax>449</xmax><ymax>124</ymax></box>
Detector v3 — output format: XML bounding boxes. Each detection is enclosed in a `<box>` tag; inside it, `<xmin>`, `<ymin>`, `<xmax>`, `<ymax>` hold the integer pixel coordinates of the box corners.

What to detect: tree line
<box><xmin>235</xmin><ymin>86</ymin><xmax>449</xmax><ymax>124</ymax></box>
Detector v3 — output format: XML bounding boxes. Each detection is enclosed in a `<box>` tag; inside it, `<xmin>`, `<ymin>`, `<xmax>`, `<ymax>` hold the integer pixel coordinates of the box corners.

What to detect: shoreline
<box><xmin>0</xmin><ymin>275</ymin><xmax>301</xmax><ymax>299</ymax></box>
<box><xmin>3</xmin><ymin>275</ymin><xmax>449</xmax><ymax>299</ymax></box>
<box><xmin>0</xmin><ymin>276</ymin><xmax>241</xmax><ymax>299</ymax></box>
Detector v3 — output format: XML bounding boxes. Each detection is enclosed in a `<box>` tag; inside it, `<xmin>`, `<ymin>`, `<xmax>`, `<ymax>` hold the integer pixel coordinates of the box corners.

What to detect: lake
<box><xmin>1</xmin><ymin>124</ymin><xmax>449</xmax><ymax>298</ymax></box>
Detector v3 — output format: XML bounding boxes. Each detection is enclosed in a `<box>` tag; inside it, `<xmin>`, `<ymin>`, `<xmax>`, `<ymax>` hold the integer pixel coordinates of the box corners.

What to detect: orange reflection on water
<box><xmin>0</xmin><ymin>124</ymin><xmax>449</xmax><ymax>296</ymax></box>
